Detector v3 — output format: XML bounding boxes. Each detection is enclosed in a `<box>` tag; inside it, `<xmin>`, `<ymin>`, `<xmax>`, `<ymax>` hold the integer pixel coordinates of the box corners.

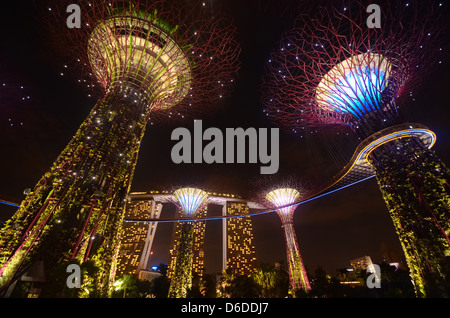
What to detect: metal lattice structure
<box><xmin>263</xmin><ymin>0</ymin><xmax>450</xmax><ymax>297</ymax></box>
<box><xmin>265</xmin><ymin>188</ymin><xmax>311</xmax><ymax>294</ymax></box>
<box><xmin>0</xmin><ymin>0</ymin><xmax>239</xmax><ymax>297</ymax></box>
<box><xmin>263</xmin><ymin>0</ymin><xmax>447</xmax><ymax>139</ymax></box>
<box><xmin>252</xmin><ymin>176</ymin><xmax>313</xmax><ymax>295</ymax></box>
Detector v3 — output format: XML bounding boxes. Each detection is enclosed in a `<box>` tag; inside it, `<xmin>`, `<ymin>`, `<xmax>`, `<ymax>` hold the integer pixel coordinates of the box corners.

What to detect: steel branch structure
<box><xmin>263</xmin><ymin>0</ymin><xmax>450</xmax><ymax>297</ymax></box>
<box><xmin>168</xmin><ymin>187</ymin><xmax>208</xmax><ymax>298</ymax></box>
<box><xmin>0</xmin><ymin>0</ymin><xmax>239</xmax><ymax>297</ymax></box>
<box><xmin>263</xmin><ymin>0</ymin><xmax>447</xmax><ymax>139</ymax></box>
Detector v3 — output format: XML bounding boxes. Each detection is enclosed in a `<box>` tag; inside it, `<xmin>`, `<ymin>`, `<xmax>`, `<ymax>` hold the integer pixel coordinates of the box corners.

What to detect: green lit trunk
<box><xmin>280</xmin><ymin>220</ymin><xmax>311</xmax><ymax>293</ymax></box>
<box><xmin>168</xmin><ymin>222</ymin><xmax>195</xmax><ymax>298</ymax></box>
<box><xmin>0</xmin><ymin>85</ymin><xmax>150</xmax><ymax>297</ymax></box>
<box><xmin>368</xmin><ymin>137</ymin><xmax>450</xmax><ymax>297</ymax></box>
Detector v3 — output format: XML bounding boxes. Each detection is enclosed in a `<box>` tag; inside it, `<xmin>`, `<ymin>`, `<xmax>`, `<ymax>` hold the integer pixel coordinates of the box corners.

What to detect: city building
<box><xmin>350</xmin><ymin>256</ymin><xmax>374</xmax><ymax>271</ymax></box>
<box><xmin>138</xmin><ymin>269</ymin><xmax>162</xmax><ymax>282</ymax></box>
<box><xmin>117</xmin><ymin>191</ymin><xmax>262</xmax><ymax>284</ymax></box>
<box><xmin>115</xmin><ymin>193</ymin><xmax>162</xmax><ymax>278</ymax></box>
<box><xmin>222</xmin><ymin>201</ymin><xmax>258</xmax><ymax>276</ymax></box>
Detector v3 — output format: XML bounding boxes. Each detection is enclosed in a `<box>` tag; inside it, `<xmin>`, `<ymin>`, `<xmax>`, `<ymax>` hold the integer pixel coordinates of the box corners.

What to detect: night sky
<box><xmin>0</xmin><ymin>0</ymin><xmax>450</xmax><ymax>276</ymax></box>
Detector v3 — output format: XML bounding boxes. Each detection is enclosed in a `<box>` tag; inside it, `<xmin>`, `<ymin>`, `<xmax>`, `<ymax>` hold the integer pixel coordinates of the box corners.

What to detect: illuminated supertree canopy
<box><xmin>258</xmin><ymin>178</ymin><xmax>312</xmax><ymax>295</ymax></box>
<box><xmin>0</xmin><ymin>0</ymin><xmax>239</xmax><ymax>297</ymax></box>
<box><xmin>263</xmin><ymin>0</ymin><xmax>448</xmax><ymax>138</ymax></box>
<box><xmin>173</xmin><ymin>187</ymin><xmax>209</xmax><ymax>217</ymax></box>
<box><xmin>46</xmin><ymin>0</ymin><xmax>241</xmax><ymax>122</ymax></box>
<box><xmin>263</xmin><ymin>0</ymin><xmax>450</xmax><ymax>297</ymax></box>
<box><xmin>168</xmin><ymin>187</ymin><xmax>208</xmax><ymax>298</ymax></box>
<box><xmin>265</xmin><ymin>188</ymin><xmax>299</xmax><ymax>224</ymax></box>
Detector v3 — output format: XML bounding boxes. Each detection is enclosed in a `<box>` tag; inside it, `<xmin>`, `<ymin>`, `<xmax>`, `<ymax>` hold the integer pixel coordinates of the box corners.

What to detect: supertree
<box><xmin>168</xmin><ymin>187</ymin><xmax>209</xmax><ymax>298</ymax></box>
<box><xmin>262</xmin><ymin>0</ymin><xmax>450</xmax><ymax>297</ymax></box>
<box><xmin>0</xmin><ymin>0</ymin><xmax>239</xmax><ymax>297</ymax></box>
<box><xmin>255</xmin><ymin>177</ymin><xmax>311</xmax><ymax>295</ymax></box>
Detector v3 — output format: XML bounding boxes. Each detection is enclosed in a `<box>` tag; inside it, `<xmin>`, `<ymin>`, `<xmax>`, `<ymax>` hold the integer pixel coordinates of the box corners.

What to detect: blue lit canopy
<box><xmin>315</xmin><ymin>53</ymin><xmax>391</xmax><ymax>119</ymax></box>
<box><xmin>173</xmin><ymin>187</ymin><xmax>208</xmax><ymax>217</ymax></box>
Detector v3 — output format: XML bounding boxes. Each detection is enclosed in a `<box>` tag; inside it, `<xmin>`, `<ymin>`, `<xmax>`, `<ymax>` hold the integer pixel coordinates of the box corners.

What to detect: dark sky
<box><xmin>0</xmin><ymin>0</ymin><xmax>449</xmax><ymax>275</ymax></box>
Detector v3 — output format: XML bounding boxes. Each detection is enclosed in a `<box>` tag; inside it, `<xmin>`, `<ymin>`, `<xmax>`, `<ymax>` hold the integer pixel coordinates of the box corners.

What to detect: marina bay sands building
<box><xmin>115</xmin><ymin>192</ymin><xmax>163</xmax><ymax>278</ymax></box>
<box><xmin>167</xmin><ymin>205</ymin><xmax>208</xmax><ymax>281</ymax></box>
<box><xmin>223</xmin><ymin>201</ymin><xmax>258</xmax><ymax>276</ymax></box>
<box><xmin>115</xmin><ymin>191</ymin><xmax>262</xmax><ymax>280</ymax></box>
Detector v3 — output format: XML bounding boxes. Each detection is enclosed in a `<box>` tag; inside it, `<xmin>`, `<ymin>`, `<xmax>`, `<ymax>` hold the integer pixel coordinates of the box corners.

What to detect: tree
<box><xmin>252</xmin><ymin>262</ymin><xmax>289</xmax><ymax>298</ymax></box>
<box><xmin>201</xmin><ymin>273</ymin><xmax>217</xmax><ymax>298</ymax></box>
<box><xmin>136</xmin><ymin>279</ymin><xmax>152</xmax><ymax>298</ymax></box>
<box><xmin>234</xmin><ymin>275</ymin><xmax>260</xmax><ymax>298</ymax></box>
<box><xmin>219</xmin><ymin>269</ymin><xmax>259</xmax><ymax>298</ymax></box>
<box><xmin>112</xmin><ymin>275</ymin><xmax>138</xmax><ymax>298</ymax></box>
<box><xmin>149</xmin><ymin>275</ymin><xmax>170</xmax><ymax>298</ymax></box>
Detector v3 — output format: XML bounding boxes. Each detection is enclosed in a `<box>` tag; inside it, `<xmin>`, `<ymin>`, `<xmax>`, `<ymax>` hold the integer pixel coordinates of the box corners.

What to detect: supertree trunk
<box><xmin>281</xmin><ymin>220</ymin><xmax>311</xmax><ymax>293</ymax></box>
<box><xmin>264</xmin><ymin>187</ymin><xmax>312</xmax><ymax>295</ymax></box>
<box><xmin>168</xmin><ymin>187</ymin><xmax>208</xmax><ymax>298</ymax></box>
<box><xmin>0</xmin><ymin>85</ymin><xmax>148</xmax><ymax>296</ymax></box>
<box><xmin>168</xmin><ymin>222</ymin><xmax>195</xmax><ymax>298</ymax></box>
<box><xmin>0</xmin><ymin>0</ymin><xmax>239</xmax><ymax>297</ymax></box>
<box><xmin>368</xmin><ymin>137</ymin><xmax>450</xmax><ymax>297</ymax></box>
